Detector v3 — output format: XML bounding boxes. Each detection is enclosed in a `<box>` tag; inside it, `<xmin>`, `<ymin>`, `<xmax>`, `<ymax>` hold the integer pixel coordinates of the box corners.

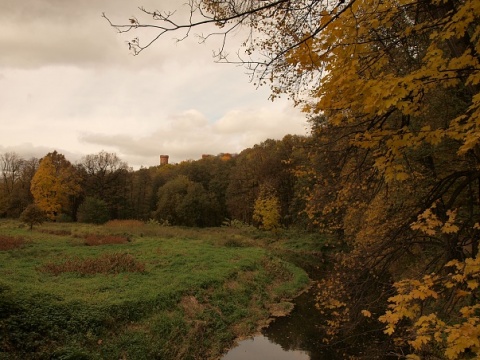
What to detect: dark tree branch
<box><xmin>103</xmin><ymin>0</ymin><xmax>354</xmax><ymax>94</ymax></box>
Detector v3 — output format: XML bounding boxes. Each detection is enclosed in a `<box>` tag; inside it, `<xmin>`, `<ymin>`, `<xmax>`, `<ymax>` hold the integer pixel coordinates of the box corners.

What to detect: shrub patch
<box><xmin>39</xmin><ymin>253</ymin><xmax>146</xmax><ymax>276</ymax></box>
<box><xmin>0</xmin><ymin>235</ymin><xmax>26</xmax><ymax>251</ymax></box>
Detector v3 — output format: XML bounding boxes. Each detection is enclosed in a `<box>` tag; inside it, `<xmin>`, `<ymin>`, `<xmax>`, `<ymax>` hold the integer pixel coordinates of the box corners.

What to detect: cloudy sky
<box><xmin>0</xmin><ymin>0</ymin><xmax>308</xmax><ymax>169</ymax></box>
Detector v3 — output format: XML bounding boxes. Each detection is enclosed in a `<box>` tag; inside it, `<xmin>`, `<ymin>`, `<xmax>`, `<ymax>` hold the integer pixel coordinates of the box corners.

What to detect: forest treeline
<box><xmin>0</xmin><ymin>136</ymin><xmax>311</xmax><ymax>229</ymax></box>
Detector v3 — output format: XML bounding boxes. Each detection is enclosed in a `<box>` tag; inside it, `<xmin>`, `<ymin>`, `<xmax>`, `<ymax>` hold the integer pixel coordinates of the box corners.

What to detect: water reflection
<box><xmin>221</xmin><ymin>335</ymin><xmax>310</xmax><ymax>360</ymax></box>
<box><xmin>262</xmin><ymin>289</ymin><xmax>333</xmax><ymax>360</ymax></box>
<box><xmin>221</xmin><ymin>288</ymin><xmax>321</xmax><ymax>360</ymax></box>
<box><xmin>222</xmin><ymin>255</ymin><xmax>389</xmax><ymax>360</ymax></box>
<box><xmin>221</xmin><ymin>287</ymin><xmax>345</xmax><ymax>360</ymax></box>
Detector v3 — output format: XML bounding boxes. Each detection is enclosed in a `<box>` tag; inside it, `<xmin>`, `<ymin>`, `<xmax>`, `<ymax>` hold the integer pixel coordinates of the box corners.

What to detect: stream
<box><xmin>221</xmin><ymin>252</ymin><xmax>342</xmax><ymax>360</ymax></box>
<box><xmin>221</xmin><ymin>286</ymin><xmax>340</xmax><ymax>360</ymax></box>
<box><xmin>221</xmin><ymin>254</ymin><xmax>388</xmax><ymax>360</ymax></box>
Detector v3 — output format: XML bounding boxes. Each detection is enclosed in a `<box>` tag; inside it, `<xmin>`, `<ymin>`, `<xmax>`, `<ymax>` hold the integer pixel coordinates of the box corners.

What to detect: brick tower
<box><xmin>160</xmin><ymin>155</ymin><xmax>169</xmax><ymax>166</ymax></box>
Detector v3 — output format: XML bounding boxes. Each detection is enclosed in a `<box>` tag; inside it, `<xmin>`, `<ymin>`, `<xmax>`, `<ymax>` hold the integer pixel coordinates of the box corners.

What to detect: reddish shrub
<box><xmin>83</xmin><ymin>234</ymin><xmax>129</xmax><ymax>246</ymax></box>
<box><xmin>39</xmin><ymin>253</ymin><xmax>146</xmax><ymax>276</ymax></box>
<box><xmin>0</xmin><ymin>236</ymin><xmax>25</xmax><ymax>251</ymax></box>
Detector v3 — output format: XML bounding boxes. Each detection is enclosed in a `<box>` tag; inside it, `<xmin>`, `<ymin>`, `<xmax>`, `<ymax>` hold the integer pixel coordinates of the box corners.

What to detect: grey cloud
<box><xmin>0</xmin><ymin>0</ymin><xmax>222</xmax><ymax>69</ymax></box>
<box><xmin>0</xmin><ymin>143</ymin><xmax>83</xmax><ymax>164</ymax></box>
<box><xmin>0</xmin><ymin>0</ymin><xmax>165</xmax><ymax>68</ymax></box>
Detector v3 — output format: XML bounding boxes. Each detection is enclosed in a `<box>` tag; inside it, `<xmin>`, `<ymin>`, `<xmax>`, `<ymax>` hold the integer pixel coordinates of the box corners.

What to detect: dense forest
<box><xmin>2</xmin><ymin>0</ymin><xmax>479</xmax><ymax>358</ymax></box>
<box><xmin>0</xmin><ymin>137</ymin><xmax>309</xmax><ymax>229</ymax></box>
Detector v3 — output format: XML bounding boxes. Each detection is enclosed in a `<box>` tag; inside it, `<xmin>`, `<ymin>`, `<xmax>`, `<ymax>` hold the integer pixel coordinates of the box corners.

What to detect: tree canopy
<box><xmin>30</xmin><ymin>152</ymin><xmax>81</xmax><ymax>220</ymax></box>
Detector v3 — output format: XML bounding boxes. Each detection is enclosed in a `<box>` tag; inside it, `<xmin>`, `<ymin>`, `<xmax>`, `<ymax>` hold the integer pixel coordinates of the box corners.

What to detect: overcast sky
<box><xmin>0</xmin><ymin>0</ymin><xmax>308</xmax><ymax>169</ymax></box>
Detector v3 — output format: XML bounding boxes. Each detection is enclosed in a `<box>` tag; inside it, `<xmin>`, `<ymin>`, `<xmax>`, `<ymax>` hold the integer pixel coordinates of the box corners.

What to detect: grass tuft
<box><xmin>38</xmin><ymin>229</ymin><xmax>71</xmax><ymax>236</ymax></box>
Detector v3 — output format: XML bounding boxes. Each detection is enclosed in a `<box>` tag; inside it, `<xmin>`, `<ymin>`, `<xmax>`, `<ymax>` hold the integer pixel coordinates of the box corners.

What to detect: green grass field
<box><xmin>0</xmin><ymin>220</ymin><xmax>311</xmax><ymax>359</ymax></box>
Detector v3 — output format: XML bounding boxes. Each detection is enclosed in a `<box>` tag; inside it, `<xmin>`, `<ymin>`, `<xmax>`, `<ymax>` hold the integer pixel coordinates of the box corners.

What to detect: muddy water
<box><xmin>221</xmin><ymin>259</ymin><xmax>391</xmax><ymax>360</ymax></box>
<box><xmin>222</xmin><ymin>286</ymin><xmax>343</xmax><ymax>360</ymax></box>
<box><xmin>221</xmin><ymin>251</ymin><xmax>365</xmax><ymax>360</ymax></box>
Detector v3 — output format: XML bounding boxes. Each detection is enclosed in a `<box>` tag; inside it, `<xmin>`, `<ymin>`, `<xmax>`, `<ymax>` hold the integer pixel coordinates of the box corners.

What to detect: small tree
<box><xmin>77</xmin><ymin>197</ymin><xmax>110</xmax><ymax>224</ymax></box>
<box><xmin>20</xmin><ymin>204</ymin><xmax>46</xmax><ymax>230</ymax></box>
<box><xmin>253</xmin><ymin>187</ymin><xmax>281</xmax><ymax>233</ymax></box>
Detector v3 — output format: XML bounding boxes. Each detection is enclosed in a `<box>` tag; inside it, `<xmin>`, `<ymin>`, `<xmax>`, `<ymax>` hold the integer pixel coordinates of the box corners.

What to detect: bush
<box><xmin>77</xmin><ymin>197</ymin><xmax>110</xmax><ymax>224</ymax></box>
<box><xmin>39</xmin><ymin>253</ymin><xmax>146</xmax><ymax>276</ymax></box>
<box><xmin>0</xmin><ymin>235</ymin><xmax>25</xmax><ymax>251</ymax></box>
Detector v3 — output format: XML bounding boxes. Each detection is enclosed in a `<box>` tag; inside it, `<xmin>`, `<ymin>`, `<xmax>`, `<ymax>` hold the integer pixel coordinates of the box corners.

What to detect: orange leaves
<box><xmin>30</xmin><ymin>156</ymin><xmax>63</xmax><ymax>219</ymax></box>
<box><xmin>410</xmin><ymin>204</ymin><xmax>460</xmax><ymax>236</ymax></box>
<box><xmin>379</xmin><ymin>254</ymin><xmax>480</xmax><ymax>359</ymax></box>
<box><xmin>361</xmin><ymin>309</ymin><xmax>372</xmax><ymax>317</ymax></box>
<box><xmin>441</xmin><ymin>210</ymin><xmax>460</xmax><ymax>234</ymax></box>
<box><xmin>282</xmin><ymin>0</ymin><xmax>480</xmax><ymax>351</ymax></box>
<box><xmin>285</xmin><ymin>35</ymin><xmax>322</xmax><ymax>71</ymax></box>
<box><xmin>444</xmin><ymin>315</ymin><xmax>480</xmax><ymax>359</ymax></box>
<box><xmin>315</xmin><ymin>275</ymin><xmax>351</xmax><ymax>342</ymax></box>
<box><xmin>448</xmin><ymin>93</ymin><xmax>480</xmax><ymax>155</ymax></box>
<box><xmin>302</xmin><ymin>0</ymin><xmax>480</xmax><ymax>188</ymax></box>
<box><xmin>30</xmin><ymin>152</ymin><xmax>81</xmax><ymax>220</ymax></box>
<box><xmin>253</xmin><ymin>190</ymin><xmax>281</xmax><ymax>232</ymax></box>
<box><xmin>441</xmin><ymin>0</ymin><xmax>479</xmax><ymax>40</ymax></box>
<box><xmin>412</xmin><ymin>203</ymin><xmax>462</xmax><ymax>237</ymax></box>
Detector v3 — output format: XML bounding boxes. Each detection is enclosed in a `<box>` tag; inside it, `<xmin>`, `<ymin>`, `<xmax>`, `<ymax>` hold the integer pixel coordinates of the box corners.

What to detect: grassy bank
<box><xmin>0</xmin><ymin>220</ymin><xmax>310</xmax><ymax>359</ymax></box>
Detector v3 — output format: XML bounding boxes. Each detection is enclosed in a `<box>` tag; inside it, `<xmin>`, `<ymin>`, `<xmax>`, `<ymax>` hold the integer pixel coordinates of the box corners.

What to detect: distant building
<box><xmin>160</xmin><ymin>155</ymin><xmax>169</xmax><ymax>166</ymax></box>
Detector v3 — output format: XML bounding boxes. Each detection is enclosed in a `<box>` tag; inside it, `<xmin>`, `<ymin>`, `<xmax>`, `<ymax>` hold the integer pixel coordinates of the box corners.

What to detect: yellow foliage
<box><xmin>185</xmin><ymin>0</ymin><xmax>480</xmax><ymax>353</ymax></box>
<box><xmin>406</xmin><ymin>355</ymin><xmax>422</xmax><ymax>360</ymax></box>
<box><xmin>361</xmin><ymin>309</ymin><xmax>372</xmax><ymax>318</ymax></box>
<box><xmin>30</xmin><ymin>153</ymin><xmax>81</xmax><ymax>220</ymax></box>
<box><xmin>379</xmin><ymin>254</ymin><xmax>480</xmax><ymax>359</ymax></box>
<box><xmin>411</xmin><ymin>203</ymin><xmax>461</xmax><ymax>237</ymax></box>
<box><xmin>253</xmin><ymin>187</ymin><xmax>281</xmax><ymax>232</ymax></box>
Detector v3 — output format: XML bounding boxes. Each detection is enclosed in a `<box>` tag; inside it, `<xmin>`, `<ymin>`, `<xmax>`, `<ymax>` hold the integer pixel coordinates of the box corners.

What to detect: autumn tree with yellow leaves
<box><xmin>253</xmin><ymin>185</ymin><xmax>282</xmax><ymax>232</ymax></box>
<box><xmin>106</xmin><ymin>0</ymin><xmax>480</xmax><ymax>357</ymax></box>
<box><xmin>30</xmin><ymin>151</ymin><xmax>81</xmax><ymax>220</ymax></box>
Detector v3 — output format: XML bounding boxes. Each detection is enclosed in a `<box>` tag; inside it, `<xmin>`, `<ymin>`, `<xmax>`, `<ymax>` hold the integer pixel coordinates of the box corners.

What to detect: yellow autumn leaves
<box><xmin>30</xmin><ymin>152</ymin><xmax>81</xmax><ymax>220</ymax></box>
<box><xmin>378</xmin><ymin>256</ymin><xmax>480</xmax><ymax>359</ymax></box>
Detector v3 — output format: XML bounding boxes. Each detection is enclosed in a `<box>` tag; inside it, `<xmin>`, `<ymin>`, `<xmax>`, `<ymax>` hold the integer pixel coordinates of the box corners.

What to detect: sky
<box><xmin>0</xmin><ymin>0</ymin><xmax>308</xmax><ymax>169</ymax></box>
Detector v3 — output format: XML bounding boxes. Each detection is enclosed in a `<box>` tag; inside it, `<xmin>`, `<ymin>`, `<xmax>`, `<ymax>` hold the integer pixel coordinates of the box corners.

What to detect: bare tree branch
<box><xmin>103</xmin><ymin>0</ymin><xmax>351</xmax><ymax>98</ymax></box>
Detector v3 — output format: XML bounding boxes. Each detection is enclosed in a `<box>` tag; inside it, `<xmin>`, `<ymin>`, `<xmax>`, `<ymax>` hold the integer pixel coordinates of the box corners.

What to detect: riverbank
<box><xmin>219</xmin><ymin>233</ymin><xmax>330</xmax><ymax>359</ymax></box>
<box><xmin>0</xmin><ymin>220</ymin><xmax>312</xmax><ymax>359</ymax></box>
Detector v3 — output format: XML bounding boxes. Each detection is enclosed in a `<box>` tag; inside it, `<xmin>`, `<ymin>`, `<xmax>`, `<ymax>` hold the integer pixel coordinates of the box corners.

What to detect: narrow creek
<box><xmin>221</xmin><ymin>286</ymin><xmax>339</xmax><ymax>360</ymax></box>
<box><xmin>221</xmin><ymin>253</ymin><xmax>344</xmax><ymax>360</ymax></box>
<box><xmin>221</xmin><ymin>252</ymin><xmax>389</xmax><ymax>360</ymax></box>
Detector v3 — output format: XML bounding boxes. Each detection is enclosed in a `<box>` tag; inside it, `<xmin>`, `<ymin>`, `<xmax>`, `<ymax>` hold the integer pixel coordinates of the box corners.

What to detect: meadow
<box><xmin>0</xmin><ymin>220</ymin><xmax>313</xmax><ymax>359</ymax></box>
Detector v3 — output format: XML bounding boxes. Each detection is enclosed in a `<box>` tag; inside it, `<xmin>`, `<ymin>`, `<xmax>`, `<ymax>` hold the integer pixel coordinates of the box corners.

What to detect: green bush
<box><xmin>77</xmin><ymin>197</ymin><xmax>110</xmax><ymax>225</ymax></box>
